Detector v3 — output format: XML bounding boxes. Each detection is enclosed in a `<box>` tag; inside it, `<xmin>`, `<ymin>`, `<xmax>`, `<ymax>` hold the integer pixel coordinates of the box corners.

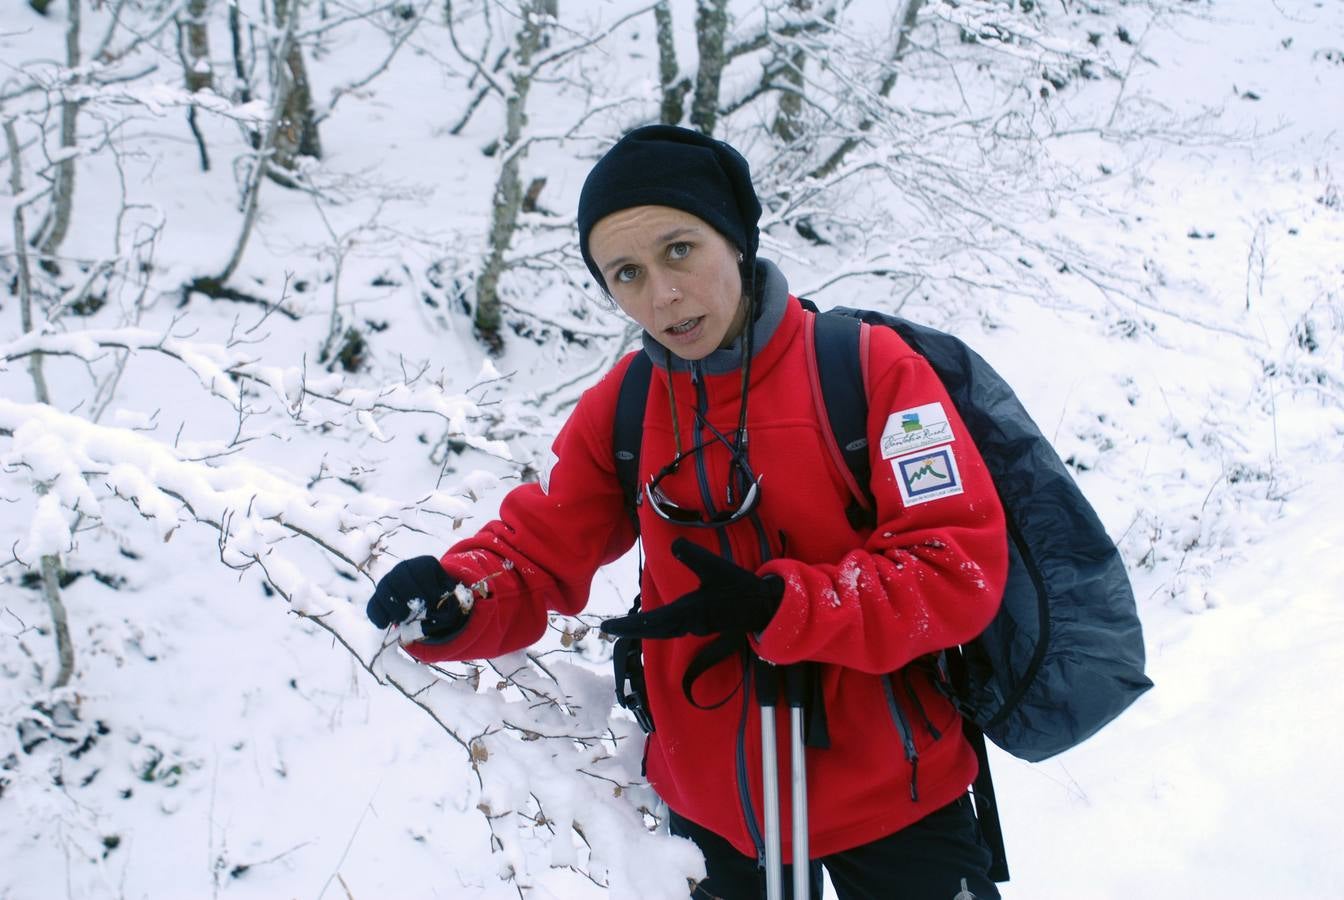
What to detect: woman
<box><xmin>366</xmin><ymin>126</ymin><xmax>1009</xmax><ymax>899</ymax></box>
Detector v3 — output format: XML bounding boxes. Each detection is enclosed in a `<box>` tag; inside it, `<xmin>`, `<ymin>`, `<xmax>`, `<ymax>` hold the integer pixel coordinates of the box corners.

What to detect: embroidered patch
<box><xmin>539</xmin><ymin>448</ymin><xmax>560</xmax><ymax>495</ymax></box>
<box><xmin>891</xmin><ymin>446</ymin><xmax>964</xmax><ymax>507</ymax></box>
<box><xmin>880</xmin><ymin>402</ymin><xmax>955</xmax><ymax>459</ymax></box>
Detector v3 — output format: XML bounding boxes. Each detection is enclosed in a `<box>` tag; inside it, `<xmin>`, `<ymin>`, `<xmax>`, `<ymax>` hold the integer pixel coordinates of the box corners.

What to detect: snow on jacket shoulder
<box><xmin>404</xmin><ymin>264</ymin><xmax>1009</xmax><ymax>861</ymax></box>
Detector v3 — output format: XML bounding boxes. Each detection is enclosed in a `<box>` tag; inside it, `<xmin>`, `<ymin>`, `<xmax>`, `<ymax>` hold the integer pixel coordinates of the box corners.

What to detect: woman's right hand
<box><xmin>365</xmin><ymin>556</ymin><xmax>465</xmax><ymax>641</ymax></box>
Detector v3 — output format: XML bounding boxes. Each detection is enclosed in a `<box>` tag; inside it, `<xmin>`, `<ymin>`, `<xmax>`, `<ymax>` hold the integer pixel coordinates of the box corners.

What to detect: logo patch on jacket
<box><xmin>891</xmin><ymin>446</ymin><xmax>964</xmax><ymax>506</ymax></box>
<box><xmin>881</xmin><ymin>402</ymin><xmax>954</xmax><ymax>458</ymax></box>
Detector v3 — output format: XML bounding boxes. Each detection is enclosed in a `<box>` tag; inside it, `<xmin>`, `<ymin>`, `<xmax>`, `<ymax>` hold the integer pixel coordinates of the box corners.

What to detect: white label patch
<box><xmin>880</xmin><ymin>402</ymin><xmax>955</xmax><ymax>459</ymax></box>
<box><xmin>891</xmin><ymin>446</ymin><xmax>964</xmax><ymax>507</ymax></box>
<box><xmin>539</xmin><ymin>448</ymin><xmax>559</xmax><ymax>495</ymax></box>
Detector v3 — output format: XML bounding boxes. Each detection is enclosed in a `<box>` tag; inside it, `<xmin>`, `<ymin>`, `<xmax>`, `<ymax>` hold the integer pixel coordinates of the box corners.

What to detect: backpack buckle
<box><xmin>613</xmin><ymin>635</ymin><xmax>655</xmax><ymax>734</ymax></box>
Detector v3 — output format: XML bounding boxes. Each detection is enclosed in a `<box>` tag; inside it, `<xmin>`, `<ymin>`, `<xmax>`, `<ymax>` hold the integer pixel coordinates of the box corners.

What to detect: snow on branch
<box><xmin>75</xmin><ymin>79</ymin><xmax>271</xmax><ymax>124</ymax></box>
<box><xmin>0</xmin><ymin>395</ymin><xmax>702</xmax><ymax>895</ymax></box>
<box><xmin>298</xmin><ymin>608</ymin><xmax>705</xmax><ymax>896</ymax></box>
<box><xmin>0</xmin><ymin>396</ymin><xmax>413</xmax><ymax>564</ymax></box>
<box><xmin>0</xmin><ymin>327</ymin><xmax>510</xmax><ymax>455</ymax></box>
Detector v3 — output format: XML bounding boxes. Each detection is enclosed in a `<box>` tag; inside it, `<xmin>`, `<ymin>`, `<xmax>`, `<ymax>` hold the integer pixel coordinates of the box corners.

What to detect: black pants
<box><xmin>669</xmin><ymin>796</ymin><xmax>1001</xmax><ymax>900</ymax></box>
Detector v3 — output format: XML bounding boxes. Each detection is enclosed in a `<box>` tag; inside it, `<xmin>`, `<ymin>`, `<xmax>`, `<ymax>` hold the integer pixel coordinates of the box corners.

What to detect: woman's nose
<box><xmin>649</xmin><ymin>271</ymin><xmax>682</xmax><ymax>309</ymax></box>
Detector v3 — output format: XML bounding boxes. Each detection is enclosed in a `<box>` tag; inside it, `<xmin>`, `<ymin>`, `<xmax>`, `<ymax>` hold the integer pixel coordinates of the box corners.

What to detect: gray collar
<box><xmin>642</xmin><ymin>258</ymin><xmax>790</xmax><ymax>375</ymax></box>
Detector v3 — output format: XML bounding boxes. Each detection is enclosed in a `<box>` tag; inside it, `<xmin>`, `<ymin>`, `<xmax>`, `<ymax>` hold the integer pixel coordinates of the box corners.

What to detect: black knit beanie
<box><xmin>577</xmin><ymin>125</ymin><xmax>762</xmax><ymax>290</ymax></box>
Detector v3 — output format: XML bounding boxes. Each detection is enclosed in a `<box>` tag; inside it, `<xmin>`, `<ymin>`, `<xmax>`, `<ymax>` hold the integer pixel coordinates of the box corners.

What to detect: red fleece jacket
<box><xmin>407</xmin><ymin>295</ymin><xmax>1008</xmax><ymax>860</ymax></box>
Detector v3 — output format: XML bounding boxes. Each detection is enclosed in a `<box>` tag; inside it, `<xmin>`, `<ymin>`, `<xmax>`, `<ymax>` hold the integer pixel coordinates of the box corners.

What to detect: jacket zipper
<box><xmin>737</xmin><ymin>660</ymin><xmax>767</xmax><ymax>864</ymax></box>
<box><xmin>690</xmin><ymin>364</ymin><xmax>732</xmax><ymax>559</ymax></box>
<box><xmin>691</xmin><ymin>362</ymin><xmax>769</xmax><ymax>862</ymax></box>
<box><xmin>882</xmin><ymin>674</ymin><xmax>921</xmax><ymax>802</ymax></box>
<box><xmin>902</xmin><ymin>669</ymin><xmax>942</xmax><ymax>742</ymax></box>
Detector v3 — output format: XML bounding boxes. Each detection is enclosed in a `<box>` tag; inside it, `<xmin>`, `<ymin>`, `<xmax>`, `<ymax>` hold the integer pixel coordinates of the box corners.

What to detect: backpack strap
<box><xmin>803</xmin><ymin>307</ymin><xmax>876</xmax><ymax>530</ymax></box>
<box><xmin>611</xmin><ymin>352</ymin><xmax>654</xmax><ymax>734</ymax></box>
<box><xmin>613</xmin><ymin>352</ymin><xmax>653</xmax><ymax>536</ymax></box>
<box><xmin>966</xmin><ymin>720</ymin><xmax>1010</xmax><ymax>882</ymax></box>
<box><xmin>948</xmin><ymin>645</ymin><xmax>1010</xmax><ymax>882</ymax></box>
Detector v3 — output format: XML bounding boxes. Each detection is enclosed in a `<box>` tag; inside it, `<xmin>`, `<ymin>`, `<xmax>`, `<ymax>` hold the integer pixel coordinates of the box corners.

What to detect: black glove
<box><xmin>601</xmin><ymin>538</ymin><xmax>784</xmax><ymax>639</ymax></box>
<box><xmin>366</xmin><ymin>555</ymin><xmax>465</xmax><ymax>642</ymax></box>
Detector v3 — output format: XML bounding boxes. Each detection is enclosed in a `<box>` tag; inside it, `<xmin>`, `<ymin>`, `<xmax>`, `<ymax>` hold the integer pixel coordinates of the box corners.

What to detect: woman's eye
<box><xmin>616</xmin><ymin>265</ymin><xmax>639</xmax><ymax>284</ymax></box>
<box><xmin>668</xmin><ymin>242</ymin><xmax>691</xmax><ymax>260</ymax></box>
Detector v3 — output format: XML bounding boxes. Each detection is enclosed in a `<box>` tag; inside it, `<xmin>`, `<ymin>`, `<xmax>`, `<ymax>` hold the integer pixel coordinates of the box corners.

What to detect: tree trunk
<box><xmin>271</xmin><ymin>0</ymin><xmax>322</xmax><ymax>178</ymax></box>
<box><xmin>809</xmin><ymin>0</ymin><xmax>923</xmax><ymax>180</ymax></box>
<box><xmin>183</xmin><ymin>0</ymin><xmax>214</xmax><ymax>93</ymax></box>
<box><xmin>472</xmin><ymin>0</ymin><xmax>548</xmax><ymax>352</ymax></box>
<box><xmin>211</xmin><ymin>0</ymin><xmax>300</xmax><ymax>287</ymax></box>
<box><xmin>37</xmin><ymin>0</ymin><xmax>82</xmax><ymax>273</ymax></box>
<box><xmin>539</xmin><ymin>0</ymin><xmax>557</xmax><ymax>47</ymax></box>
<box><xmin>654</xmin><ymin>0</ymin><xmax>690</xmax><ymax>125</ymax></box>
<box><xmin>5</xmin><ymin>122</ymin><xmax>37</xmax><ymax>357</ymax></box>
<box><xmin>771</xmin><ymin>45</ymin><xmax>805</xmax><ymax>141</ymax></box>
<box><xmin>772</xmin><ymin>0</ymin><xmax>840</xmax><ymax>142</ymax></box>
<box><xmin>690</xmin><ymin>0</ymin><xmax>729</xmax><ymax>134</ymax></box>
<box><xmin>5</xmin><ymin>119</ymin><xmax>75</xmax><ymax>690</ymax></box>
<box><xmin>180</xmin><ymin>0</ymin><xmax>214</xmax><ymax>170</ymax></box>
<box><xmin>41</xmin><ymin>556</ymin><xmax>74</xmax><ymax>688</ymax></box>
<box><xmin>229</xmin><ymin>1</ymin><xmax>254</xmax><ymax>108</ymax></box>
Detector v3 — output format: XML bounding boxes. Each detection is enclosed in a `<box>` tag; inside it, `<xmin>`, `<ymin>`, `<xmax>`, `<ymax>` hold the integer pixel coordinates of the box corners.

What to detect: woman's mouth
<box><xmin>665</xmin><ymin>317</ymin><xmax>703</xmax><ymax>337</ymax></box>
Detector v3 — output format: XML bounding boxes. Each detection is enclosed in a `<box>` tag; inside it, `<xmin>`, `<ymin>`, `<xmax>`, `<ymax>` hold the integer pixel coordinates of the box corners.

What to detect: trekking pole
<box><xmin>755</xmin><ymin>658</ymin><xmax>784</xmax><ymax>900</ymax></box>
<box><xmin>757</xmin><ymin>660</ymin><xmax>815</xmax><ymax>900</ymax></box>
<box><xmin>786</xmin><ymin>665</ymin><xmax>810</xmax><ymax>900</ymax></box>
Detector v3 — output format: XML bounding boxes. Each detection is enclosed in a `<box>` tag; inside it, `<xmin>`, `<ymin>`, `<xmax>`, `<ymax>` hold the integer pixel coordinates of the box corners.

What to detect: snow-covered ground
<box><xmin>3</xmin><ymin>0</ymin><xmax>1342</xmax><ymax>897</ymax></box>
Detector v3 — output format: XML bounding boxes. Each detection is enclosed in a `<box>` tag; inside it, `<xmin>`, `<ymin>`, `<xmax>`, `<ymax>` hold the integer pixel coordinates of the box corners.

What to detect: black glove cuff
<box><xmin>417</xmin><ymin>617</ymin><xmax>468</xmax><ymax>644</ymax></box>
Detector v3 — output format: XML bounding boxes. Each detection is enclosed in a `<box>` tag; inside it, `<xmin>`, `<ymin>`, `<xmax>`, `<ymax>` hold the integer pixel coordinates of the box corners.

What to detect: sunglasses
<box><xmin>642</xmin><ymin>431</ymin><xmax>762</xmax><ymax>528</ymax></box>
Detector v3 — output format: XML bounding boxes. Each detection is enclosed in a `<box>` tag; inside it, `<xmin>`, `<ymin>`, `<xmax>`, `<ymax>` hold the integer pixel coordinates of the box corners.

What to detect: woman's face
<box><xmin>587</xmin><ymin>205</ymin><xmax>747</xmax><ymax>361</ymax></box>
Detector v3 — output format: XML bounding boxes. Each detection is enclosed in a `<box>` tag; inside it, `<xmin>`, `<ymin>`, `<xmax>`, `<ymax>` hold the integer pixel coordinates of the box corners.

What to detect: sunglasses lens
<box><xmin>645</xmin><ymin>483</ymin><xmax>702</xmax><ymax>524</ymax></box>
<box><xmin>735</xmin><ymin>479</ymin><xmax>760</xmax><ymax>516</ymax></box>
<box><xmin>712</xmin><ymin>476</ymin><xmax>760</xmax><ymax>524</ymax></box>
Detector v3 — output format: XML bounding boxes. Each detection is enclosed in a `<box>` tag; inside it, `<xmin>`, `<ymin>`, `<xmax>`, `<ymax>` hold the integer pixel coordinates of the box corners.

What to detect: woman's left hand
<box><xmin>600</xmin><ymin>538</ymin><xmax>783</xmax><ymax>639</ymax></box>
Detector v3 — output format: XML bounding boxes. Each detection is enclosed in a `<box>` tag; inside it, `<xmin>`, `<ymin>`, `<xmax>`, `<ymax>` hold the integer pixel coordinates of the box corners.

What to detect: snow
<box><xmin>2</xmin><ymin>0</ymin><xmax>1343</xmax><ymax>897</ymax></box>
<box><xmin>999</xmin><ymin>465</ymin><xmax>1344</xmax><ymax>896</ymax></box>
<box><xmin>16</xmin><ymin>492</ymin><xmax>73</xmax><ymax>561</ymax></box>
